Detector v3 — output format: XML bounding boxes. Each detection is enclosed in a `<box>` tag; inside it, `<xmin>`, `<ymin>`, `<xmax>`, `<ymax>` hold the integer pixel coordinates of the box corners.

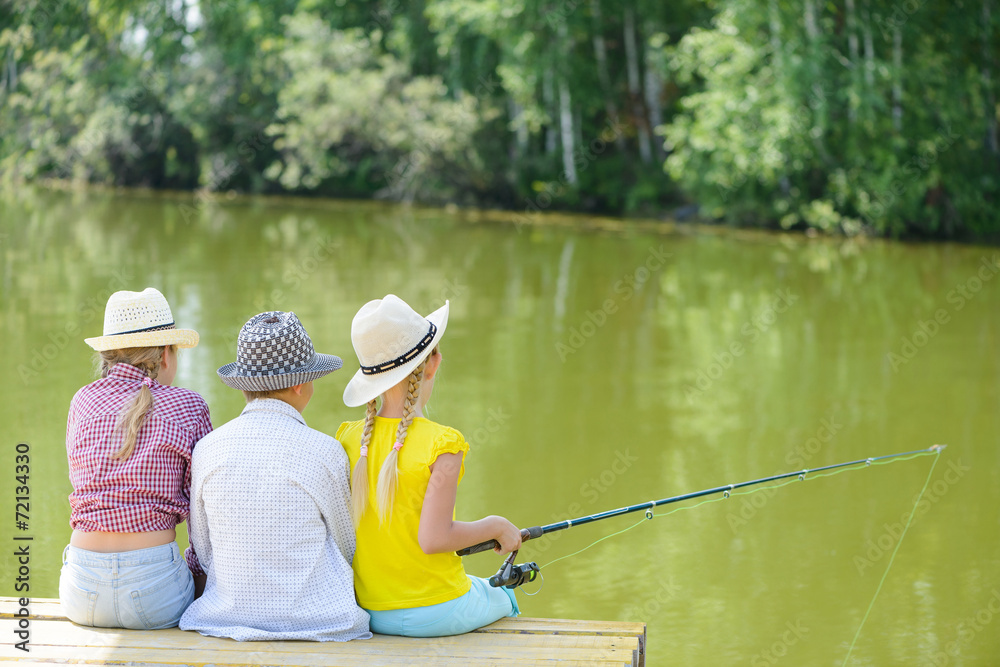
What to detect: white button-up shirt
<box><xmin>180</xmin><ymin>398</ymin><xmax>371</xmax><ymax>641</ymax></box>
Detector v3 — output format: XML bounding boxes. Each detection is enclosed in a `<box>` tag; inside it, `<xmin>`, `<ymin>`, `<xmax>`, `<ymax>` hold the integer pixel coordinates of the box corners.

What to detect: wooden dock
<box><xmin>1</xmin><ymin>598</ymin><xmax>645</xmax><ymax>666</ymax></box>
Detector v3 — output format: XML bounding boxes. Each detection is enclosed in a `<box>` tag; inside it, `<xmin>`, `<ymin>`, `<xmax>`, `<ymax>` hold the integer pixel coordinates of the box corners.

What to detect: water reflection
<box><xmin>1</xmin><ymin>186</ymin><xmax>998</xmax><ymax>665</ymax></box>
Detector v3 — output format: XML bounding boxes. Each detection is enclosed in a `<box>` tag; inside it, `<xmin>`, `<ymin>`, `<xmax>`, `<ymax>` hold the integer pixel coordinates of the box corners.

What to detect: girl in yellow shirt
<box><xmin>337</xmin><ymin>295</ymin><xmax>522</xmax><ymax>636</ymax></box>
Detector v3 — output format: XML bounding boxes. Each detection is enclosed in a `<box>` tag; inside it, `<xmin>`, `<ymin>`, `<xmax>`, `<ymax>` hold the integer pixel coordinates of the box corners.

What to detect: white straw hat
<box><xmin>85</xmin><ymin>288</ymin><xmax>199</xmax><ymax>351</ymax></box>
<box><xmin>343</xmin><ymin>295</ymin><xmax>449</xmax><ymax>408</ymax></box>
<box><xmin>218</xmin><ymin>311</ymin><xmax>343</xmax><ymax>391</ymax></box>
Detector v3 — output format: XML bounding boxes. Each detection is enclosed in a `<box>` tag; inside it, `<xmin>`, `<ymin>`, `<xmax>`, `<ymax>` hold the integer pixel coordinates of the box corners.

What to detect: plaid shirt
<box><xmin>66</xmin><ymin>363</ymin><xmax>213</xmax><ymax>576</ymax></box>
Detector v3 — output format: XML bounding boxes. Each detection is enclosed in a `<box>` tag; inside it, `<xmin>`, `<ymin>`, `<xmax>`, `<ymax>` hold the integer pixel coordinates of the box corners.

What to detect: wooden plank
<box><xmin>0</xmin><ymin>645</ymin><xmax>632</xmax><ymax>667</ymax></box>
<box><xmin>0</xmin><ymin>598</ymin><xmax>645</xmax><ymax>667</ymax></box>
<box><xmin>482</xmin><ymin>617</ymin><xmax>646</xmax><ymax>635</ymax></box>
<box><xmin>4</xmin><ymin>620</ymin><xmax>638</xmax><ymax>661</ymax></box>
<box><xmin>5</xmin><ymin>604</ymin><xmax>642</xmax><ymax>633</ymax></box>
<box><xmin>0</xmin><ymin>602</ymin><xmax>644</xmax><ymax>635</ymax></box>
<box><xmin>10</xmin><ymin>619</ymin><xmax>637</xmax><ymax>652</ymax></box>
<box><xmin>0</xmin><ymin>600</ymin><xmax>62</xmax><ymax>621</ymax></box>
<box><xmin>481</xmin><ymin>617</ymin><xmax>645</xmax><ymax>666</ymax></box>
<box><xmin>2</xmin><ymin>622</ymin><xmax>639</xmax><ymax>666</ymax></box>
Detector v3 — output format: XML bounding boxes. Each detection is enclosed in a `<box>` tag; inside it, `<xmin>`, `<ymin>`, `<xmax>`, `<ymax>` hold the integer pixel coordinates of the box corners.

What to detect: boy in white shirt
<box><xmin>180</xmin><ymin>311</ymin><xmax>370</xmax><ymax>641</ymax></box>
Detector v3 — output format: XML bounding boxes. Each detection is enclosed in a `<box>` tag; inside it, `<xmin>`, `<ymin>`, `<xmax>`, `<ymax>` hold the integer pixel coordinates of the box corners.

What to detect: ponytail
<box><xmin>96</xmin><ymin>346</ymin><xmax>170</xmax><ymax>461</ymax></box>
<box><xmin>374</xmin><ymin>356</ymin><xmax>427</xmax><ymax>524</ymax></box>
<box><xmin>350</xmin><ymin>399</ymin><xmax>378</xmax><ymax>526</ymax></box>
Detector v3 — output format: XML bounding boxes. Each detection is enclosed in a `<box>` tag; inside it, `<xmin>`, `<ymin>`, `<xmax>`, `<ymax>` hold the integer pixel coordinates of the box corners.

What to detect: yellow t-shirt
<box><xmin>336</xmin><ymin>416</ymin><xmax>472</xmax><ymax>611</ymax></box>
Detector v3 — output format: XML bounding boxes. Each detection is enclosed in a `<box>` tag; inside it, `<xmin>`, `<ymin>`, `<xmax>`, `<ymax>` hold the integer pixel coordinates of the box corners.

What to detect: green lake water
<box><xmin>1</xmin><ymin>186</ymin><xmax>998</xmax><ymax>665</ymax></box>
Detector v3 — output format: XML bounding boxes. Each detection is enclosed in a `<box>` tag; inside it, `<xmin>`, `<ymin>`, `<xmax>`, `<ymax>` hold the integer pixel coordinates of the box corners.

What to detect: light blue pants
<box><xmin>367</xmin><ymin>575</ymin><xmax>519</xmax><ymax>637</ymax></box>
<box><xmin>59</xmin><ymin>542</ymin><xmax>194</xmax><ymax>629</ymax></box>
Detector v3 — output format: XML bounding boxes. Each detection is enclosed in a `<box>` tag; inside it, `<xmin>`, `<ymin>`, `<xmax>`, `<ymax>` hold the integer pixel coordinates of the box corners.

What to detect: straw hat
<box><xmin>343</xmin><ymin>295</ymin><xmax>449</xmax><ymax>408</ymax></box>
<box><xmin>217</xmin><ymin>311</ymin><xmax>343</xmax><ymax>391</ymax></box>
<box><xmin>85</xmin><ymin>288</ymin><xmax>199</xmax><ymax>351</ymax></box>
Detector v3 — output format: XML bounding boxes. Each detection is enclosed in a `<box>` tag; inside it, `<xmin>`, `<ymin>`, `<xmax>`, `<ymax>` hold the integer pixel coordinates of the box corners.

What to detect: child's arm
<box><xmin>418</xmin><ymin>453</ymin><xmax>522</xmax><ymax>555</ymax></box>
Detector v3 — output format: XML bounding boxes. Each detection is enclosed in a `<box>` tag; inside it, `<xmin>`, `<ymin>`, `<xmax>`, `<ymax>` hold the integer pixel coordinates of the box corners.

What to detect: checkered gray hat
<box><xmin>217</xmin><ymin>311</ymin><xmax>343</xmax><ymax>391</ymax></box>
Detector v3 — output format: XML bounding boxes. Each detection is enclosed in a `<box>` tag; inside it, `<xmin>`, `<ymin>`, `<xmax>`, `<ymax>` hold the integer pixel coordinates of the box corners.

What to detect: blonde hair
<box><xmin>350</xmin><ymin>352</ymin><xmax>432</xmax><ymax>526</ymax></box>
<box><xmin>242</xmin><ymin>389</ymin><xmax>285</xmax><ymax>402</ymax></box>
<box><xmin>95</xmin><ymin>345</ymin><xmax>171</xmax><ymax>461</ymax></box>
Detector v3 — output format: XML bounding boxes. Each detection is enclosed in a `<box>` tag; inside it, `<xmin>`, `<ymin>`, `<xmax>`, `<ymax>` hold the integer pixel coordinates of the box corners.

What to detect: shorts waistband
<box><xmin>63</xmin><ymin>542</ymin><xmax>180</xmax><ymax>568</ymax></box>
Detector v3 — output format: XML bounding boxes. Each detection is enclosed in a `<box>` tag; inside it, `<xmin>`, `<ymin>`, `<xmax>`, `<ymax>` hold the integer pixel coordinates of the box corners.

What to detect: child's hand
<box><xmin>492</xmin><ymin>516</ymin><xmax>523</xmax><ymax>554</ymax></box>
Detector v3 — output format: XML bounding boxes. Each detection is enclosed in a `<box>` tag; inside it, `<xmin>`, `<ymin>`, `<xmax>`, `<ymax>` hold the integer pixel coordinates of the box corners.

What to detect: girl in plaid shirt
<box><xmin>60</xmin><ymin>288</ymin><xmax>212</xmax><ymax>629</ymax></box>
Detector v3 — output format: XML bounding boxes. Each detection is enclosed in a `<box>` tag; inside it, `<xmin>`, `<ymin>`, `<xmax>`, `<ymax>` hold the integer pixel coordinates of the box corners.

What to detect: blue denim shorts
<box><xmin>366</xmin><ymin>575</ymin><xmax>519</xmax><ymax>637</ymax></box>
<box><xmin>59</xmin><ymin>542</ymin><xmax>194</xmax><ymax>629</ymax></box>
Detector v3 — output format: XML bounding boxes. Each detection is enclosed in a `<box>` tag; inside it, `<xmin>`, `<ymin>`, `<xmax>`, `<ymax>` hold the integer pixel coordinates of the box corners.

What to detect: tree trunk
<box><xmin>590</xmin><ymin>0</ymin><xmax>626</xmax><ymax>152</ymax></box>
<box><xmin>624</xmin><ymin>6</ymin><xmax>652</xmax><ymax>164</ymax></box>
<box><xmin>575</xmin><ymin>107</ymin><xmax>584</xmax><ymax>160</ymax></box>
<box><xmin>804</xmin><ymin>0</ymin><xmax>830</xmax><ymax>161</ymax></box>
<box><xmin>644</xmin><ymin>23</ymin><xmax>665</xmax><ymax>161</ymax></box>
<box><xmin>508</xmin><ymin>98</ymin><xmax>528</xmax><ymax>174</ymax></box>
<box><xmin>450</xmin><ymin>42</ymin><xmax>462</xmax><ymax>100</ymax></box>
<box><xmin>543</xmin><ymin>68</ymin><xmax>557</xmax><ymax>156</ymax></box>
<box><xmin>803</xmin><ymin>0</ymin><xmax>818</xmax><ymax>40</ymax></box>
<box><xmin>509</xmin><ymin>99</ymin><xmax>529</xmax><ymax>155</ymax></box>
<box><xmin>559</xmin><ymin>75</ymin><xmax>578</xmax><ymax>186</ymax></box>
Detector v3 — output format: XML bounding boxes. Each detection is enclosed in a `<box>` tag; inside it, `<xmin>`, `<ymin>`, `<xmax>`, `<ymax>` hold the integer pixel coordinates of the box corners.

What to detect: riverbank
<box><xmin>9</xmin><ymin>180</ymin><xmax>998</xmax><ymax>248</ymax></box>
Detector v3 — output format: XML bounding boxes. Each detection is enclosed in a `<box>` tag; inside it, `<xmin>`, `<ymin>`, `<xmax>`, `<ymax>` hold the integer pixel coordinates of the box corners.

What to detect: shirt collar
<box><xmin>106</xmin><ymin>363</ymin><xmax>151</xmax><ymax>383</ymax></box>
<box><xmin>240</xmin><ymin>398</ymin><xmax>307</xmax><ymax>426</ymax></box>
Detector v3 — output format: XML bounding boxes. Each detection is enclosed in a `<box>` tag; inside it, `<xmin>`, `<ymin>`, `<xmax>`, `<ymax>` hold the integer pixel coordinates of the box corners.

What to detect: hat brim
<box><xmin>342</xmin><ymin>302</ymin><xmax>449</xmax><ymax>408</ymax></box>
<box><xmin>217</xmin><ymin>352</ymin><xmax>343</xmax><ymax>391</ymax></box>
<box><xmin>85</xmin><ymin>329</ymin><xmax>200</xmax><ymax>352</ymax></box>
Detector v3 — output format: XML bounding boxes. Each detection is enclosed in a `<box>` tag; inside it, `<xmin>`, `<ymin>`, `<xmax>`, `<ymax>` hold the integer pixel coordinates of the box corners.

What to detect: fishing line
<box><xmin>537</xmin><ymin>449</ymin><xmax>940</xmax><ymax>576</ymax></box>
<box><xmin>840</xmin><ymin>447</ymin><xmax>941</xmax><ymax>666</ymax></box>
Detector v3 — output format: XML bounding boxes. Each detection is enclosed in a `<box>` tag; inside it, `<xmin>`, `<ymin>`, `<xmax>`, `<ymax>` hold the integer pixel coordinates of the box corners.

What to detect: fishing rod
<box><xmin>461</xmin><ymin>445</ymin><xmax>945</xmax><ymax>588</ymax></box>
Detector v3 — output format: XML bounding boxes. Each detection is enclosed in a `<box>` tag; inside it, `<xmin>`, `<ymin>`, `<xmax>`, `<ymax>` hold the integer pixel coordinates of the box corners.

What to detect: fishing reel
<box><xmin>488</xmin><ymin>550</ymin><xmax>540</xmax><ymax>589</ymax></box>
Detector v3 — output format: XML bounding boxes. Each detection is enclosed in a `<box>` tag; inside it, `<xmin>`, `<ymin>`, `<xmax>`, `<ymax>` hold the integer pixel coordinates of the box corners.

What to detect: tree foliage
<box><xmin>0</xmin><ymin>0</ymin><xmax>996</xmax><ymax>237</ymax></box>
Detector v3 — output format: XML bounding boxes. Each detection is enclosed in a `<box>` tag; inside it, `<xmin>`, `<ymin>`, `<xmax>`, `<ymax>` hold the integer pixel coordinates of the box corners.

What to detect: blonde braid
<box><xmin>375</xmin><ymin>357</ymin><xmax>427</xmax><ymax>524</ymax></box>
<box><xmin>350</xmin><ymin>399</ymin><xmax>378</xmax><ymax>526</ymax></box>
<box><xmin>96</xmin><ymin>346</ymin><xmax>169</xmax><ymax>461</ymax></box>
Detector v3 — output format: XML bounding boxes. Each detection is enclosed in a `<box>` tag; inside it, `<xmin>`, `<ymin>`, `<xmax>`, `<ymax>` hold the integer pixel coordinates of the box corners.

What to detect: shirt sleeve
<box><xmin>431</xmin><ymin>428</ymin><xmax>469</xmax><ymax>481</ymax></box>
<box><xmin>185</xmin><ymin>545</ymin><xmax>205</xmax><ymax>577</ymax></box>
<box><xmin>183</xmin><ymin>402</ymin><xmax>212</xmax><ymax>578</ymax></box>
<box><xmin>324</xmin><ymin>441</ymin><xmax>357</xmax><ymax>566</ymax></box>
<box><xmin>194</xmin><ymin>401</ymin><xmax>214</xmax><ymax>442</ymax></box>
<box><xmin>184</xmin><ymin>451</ymin><xmax>208</xmax><ymax>578</ymax></box>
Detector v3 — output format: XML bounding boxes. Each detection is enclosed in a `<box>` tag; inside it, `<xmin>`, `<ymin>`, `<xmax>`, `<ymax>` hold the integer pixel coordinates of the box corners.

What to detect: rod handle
<box><xmin>457</xmin><ymin>526</ymin><xmax>543</xmax><ymax>556</ymax></box>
